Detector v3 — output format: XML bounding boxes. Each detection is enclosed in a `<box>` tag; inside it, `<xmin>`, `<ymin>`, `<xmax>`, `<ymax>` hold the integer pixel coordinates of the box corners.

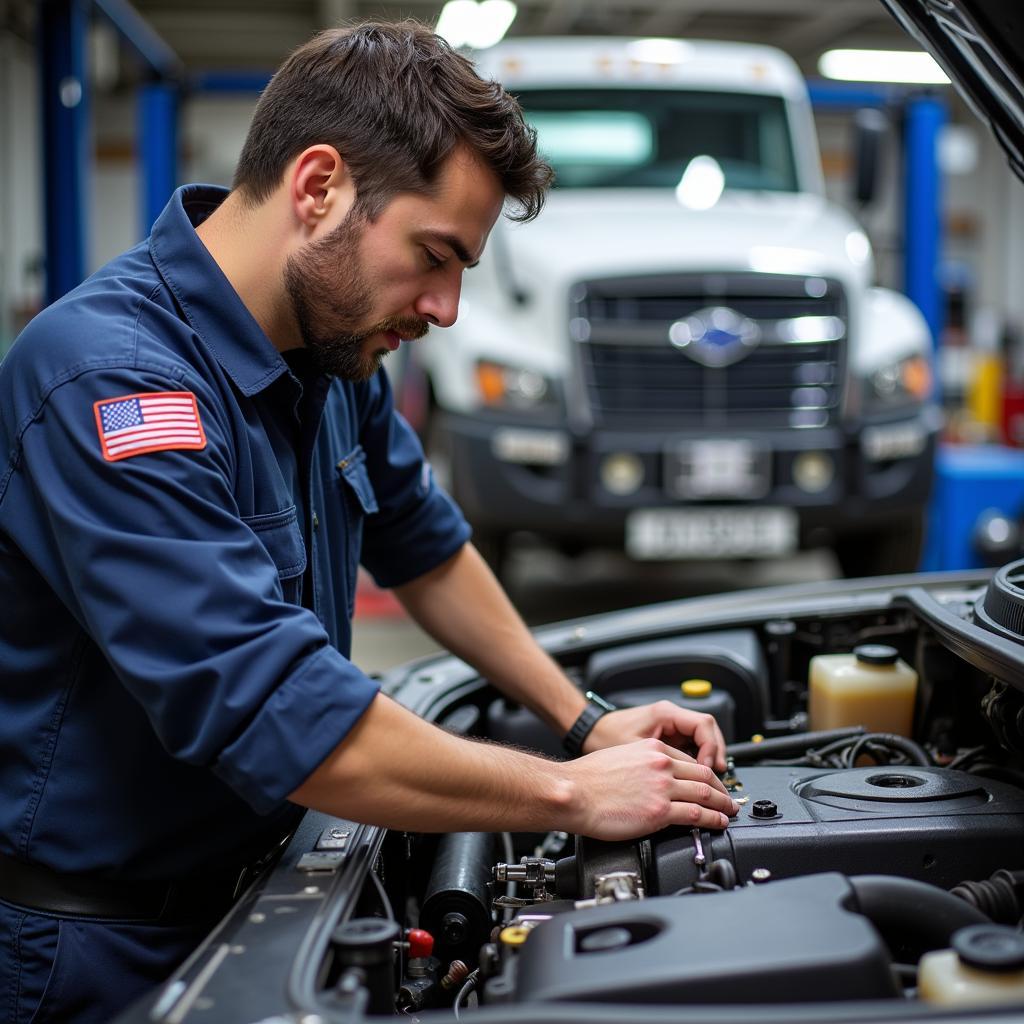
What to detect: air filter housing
<box><xmin>976</xmin><ymin>559</ymin><xmax>1024</xmax><ymax>642</ymax></box>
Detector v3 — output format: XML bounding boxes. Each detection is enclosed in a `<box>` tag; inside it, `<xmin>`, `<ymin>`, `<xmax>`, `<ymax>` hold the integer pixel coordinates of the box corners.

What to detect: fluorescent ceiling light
<box><xmin>819</xmin><ymin>49</ymin><xmax>950</xmax><ymax>85</ymax></box>
<box><xmin>435</xmin><ymin>0</ymin><xmax>517</xmax><ymax>50</ymax></box>
<box><xmin>625</xmin><ymin>38</ymin><xmax>694</xmax><ymax>65</ymax></box>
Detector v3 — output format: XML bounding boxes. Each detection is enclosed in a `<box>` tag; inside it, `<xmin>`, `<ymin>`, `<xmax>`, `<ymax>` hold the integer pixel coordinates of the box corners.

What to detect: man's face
<box><xmin>283</xmin><ymin>147</ymin><xmax>505</xmax><ymax>381</ymax></box>
<box><xmin>282</xmin><ymin>210</ymin><xmax>426</xmax><ymax>381</ymax></box>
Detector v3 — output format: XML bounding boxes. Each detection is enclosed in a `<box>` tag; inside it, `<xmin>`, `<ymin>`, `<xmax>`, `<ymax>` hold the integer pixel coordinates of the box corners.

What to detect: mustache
<box><xmin>364</xmin><ymin>315</ymin><xmax>431</xmax><ymax>342</ymax></box>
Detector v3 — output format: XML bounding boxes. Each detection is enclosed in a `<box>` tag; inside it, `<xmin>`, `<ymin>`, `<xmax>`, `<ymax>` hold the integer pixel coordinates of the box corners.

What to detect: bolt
<box><xmin>751</xmin><ymin>799</ymin><xmax>779</xmax><ymax>819</ymax></box>
<box><xmin>751</xmin><ymin>868</ymin><xmax>773</xmax><ymax>884</ymax></box>
<box><xmin>442</xmin><ymin>911</ymin><xmax>468</xmax><ymax>944</ymax></box>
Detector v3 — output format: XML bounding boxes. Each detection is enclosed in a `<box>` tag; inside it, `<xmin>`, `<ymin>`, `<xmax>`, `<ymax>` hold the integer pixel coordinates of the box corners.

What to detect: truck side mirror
<box><xmin>851</xmin><ymin>108</ymin><xmax>889</xmax><ymax>206</ymax></box>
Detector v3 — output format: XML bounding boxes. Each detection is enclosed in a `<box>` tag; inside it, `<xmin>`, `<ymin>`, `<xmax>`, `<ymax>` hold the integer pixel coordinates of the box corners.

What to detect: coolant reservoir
<box><xmin>808</xmin><ymin>644</ymin><xmax>917</xmax><ymax>736</ymax></box>
<box><xmin>919</xmin><ymin>926</ymin><xmax>1024</xmax><ymax>1007</ymax></box>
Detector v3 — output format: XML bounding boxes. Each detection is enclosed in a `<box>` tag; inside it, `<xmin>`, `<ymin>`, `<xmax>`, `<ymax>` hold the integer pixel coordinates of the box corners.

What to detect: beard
<box><xmin>282</xmin><ymin>210</ymin><xmax>429</xmax><ymax>381</ymax></box>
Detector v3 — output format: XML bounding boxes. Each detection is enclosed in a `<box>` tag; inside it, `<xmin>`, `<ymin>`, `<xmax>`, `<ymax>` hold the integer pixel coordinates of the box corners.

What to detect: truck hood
<box><xmin>493</xmin><ymin>190</ymin><xmax>872</xmax><ymax>291</ymax></box>
<box><xmin>881</xmin><ymin>0</ymin><xmax>1024</xmax><ymax>181</ymax></box>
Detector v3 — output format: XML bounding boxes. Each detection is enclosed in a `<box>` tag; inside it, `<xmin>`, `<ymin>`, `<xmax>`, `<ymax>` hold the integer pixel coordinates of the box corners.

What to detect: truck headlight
<box><xmin>600</xmin><ymin>453</ymin><xmax>645</xmax><ymax>495</ymax></box>
<box><xmin>864</xmin><ymin>353</ymin><xmax>933</xmax><ymax>412</ymax></box>
<box><xmin>475</xmin><ymin>360</ymin><xmax>556</xmax><ymax>411</ymax></box>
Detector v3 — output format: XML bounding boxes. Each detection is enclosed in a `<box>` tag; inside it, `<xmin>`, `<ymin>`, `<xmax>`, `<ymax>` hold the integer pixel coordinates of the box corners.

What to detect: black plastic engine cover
<box><xmin>495</xmin><ymin>873</ymin><xmax>898</xmax><ymax>1005</ymax></box>
<box><xmin>653</xmin><ymin>766</ymin><xmax>1024</xmax><ymax>894</ymax></box>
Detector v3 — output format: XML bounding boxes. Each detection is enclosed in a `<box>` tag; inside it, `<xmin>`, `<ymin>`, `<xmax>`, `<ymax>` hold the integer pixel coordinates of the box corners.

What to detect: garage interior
<box><xmin>7</xmin><ymin>4</ymin><xmax>1024</xmax><ymax>1023</ymax></box>
<box><xmin>2</xmin><ymin>1</ymin><xmax>1023</xmax><ymax>663</ymax></box>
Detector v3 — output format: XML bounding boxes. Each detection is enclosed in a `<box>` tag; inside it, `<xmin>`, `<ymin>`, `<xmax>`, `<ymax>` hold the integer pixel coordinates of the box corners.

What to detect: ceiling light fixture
<box><xmin>435</xmin><ymin>0</ymin><xmax>517</xmax><ymax>50</ymax></box>
<box><xmin>818</xmin><ymin>49</ymin><xmax>950</xmax><ymax>85</ymax></box>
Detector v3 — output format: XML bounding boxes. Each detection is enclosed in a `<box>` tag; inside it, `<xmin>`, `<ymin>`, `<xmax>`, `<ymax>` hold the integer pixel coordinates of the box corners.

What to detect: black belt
<box><xmin>0</xmin><ymin>849</ymin><xmax>263</xmax><ymax>924</ymax></box>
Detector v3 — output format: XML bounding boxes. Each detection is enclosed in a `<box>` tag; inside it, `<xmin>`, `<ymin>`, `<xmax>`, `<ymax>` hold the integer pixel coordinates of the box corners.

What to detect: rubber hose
<box><xmin>846</xmin><ymin>733</ymin><xmax>931</xmax><ymax>767</ymax></box>
<box><xmin>848</xmin><ymin>875</ymin><xmax>989</xmax><ymax>960</ymax></box>
<box><xmin>952</xmin><ymin>869</ymin><xmax>1024</xmax><ymax>925</ymax></box>
<box><xmin>728</xmin><ymin>727</ymin><xmax>865</xmax><ymax>763</ymax></box>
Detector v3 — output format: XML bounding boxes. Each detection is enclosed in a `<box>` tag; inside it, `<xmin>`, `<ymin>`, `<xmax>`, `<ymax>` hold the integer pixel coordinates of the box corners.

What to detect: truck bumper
<box><xmin>443</xmin><ymin>408</ymin><xmax>939</xmax><ymax>553</ymax></box>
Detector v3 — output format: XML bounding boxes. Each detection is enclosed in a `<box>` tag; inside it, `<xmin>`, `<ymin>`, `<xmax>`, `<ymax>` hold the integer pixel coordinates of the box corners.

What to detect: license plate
<box><xmin>666</xmin><ymin>439</ymin><xmax>770</xmax><ymax>500</ymax></box>
<box><xmin>626</xmin><ymin>507</ymin><xmax>798</xmax><ymax>560</ymax></box>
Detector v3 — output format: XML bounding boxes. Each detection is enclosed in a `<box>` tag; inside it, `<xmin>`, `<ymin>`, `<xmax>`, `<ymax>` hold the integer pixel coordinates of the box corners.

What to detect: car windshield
<box><xmin>515</xmin><ymin>88</ymin><xmax>799</xmax><ymax>192</ymax></box>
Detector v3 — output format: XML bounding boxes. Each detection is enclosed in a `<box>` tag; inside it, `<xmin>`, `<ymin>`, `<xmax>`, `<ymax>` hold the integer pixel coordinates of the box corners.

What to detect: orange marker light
<box><xmin>476</xmin><ymin>362</ymin><xmax>507</xmax><ymax>405</ymax></box>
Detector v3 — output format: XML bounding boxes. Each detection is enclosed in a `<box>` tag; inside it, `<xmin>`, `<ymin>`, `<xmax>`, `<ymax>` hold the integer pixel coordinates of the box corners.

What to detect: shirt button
<box><xmin>312</xmin><ymin>511</ymin><xmax>320</xmax><ymax>531</ymax></box>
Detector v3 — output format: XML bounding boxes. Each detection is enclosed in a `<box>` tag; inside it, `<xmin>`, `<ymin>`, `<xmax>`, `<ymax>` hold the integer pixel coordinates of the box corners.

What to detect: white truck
<box><xmin>416</xmin><ymin>36</ymin><xmax>941</xmax><ymax>576</ymax></box>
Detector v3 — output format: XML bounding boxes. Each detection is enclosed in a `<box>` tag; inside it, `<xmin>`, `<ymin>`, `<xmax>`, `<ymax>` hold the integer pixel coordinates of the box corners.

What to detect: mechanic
<box><xmin>0</xmin><ymin>21</ymin><xmax>737</xmax><ymax>1023</ymax></box>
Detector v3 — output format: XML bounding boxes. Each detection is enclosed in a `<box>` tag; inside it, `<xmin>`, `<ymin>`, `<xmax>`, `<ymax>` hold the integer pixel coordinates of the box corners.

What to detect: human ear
<box><xmin>289</xmin><ymin>145</ymin><xmax>357</xmax><ymax>231</ymax></box>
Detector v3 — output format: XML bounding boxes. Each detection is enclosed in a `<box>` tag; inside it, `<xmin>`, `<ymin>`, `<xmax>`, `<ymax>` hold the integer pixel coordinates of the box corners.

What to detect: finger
<box><xmin>655</xmin><ymin>742</ymin><xmax>698</xmax><ymax>764</ymax></box>
<box><xmin>671</xmin><ymin>778</ymin><xmax>738</xmax><ymax>815</ymax></box>
<box><xmin>655</xmin><ymin>706</ymin><xmax>726</xmax><ymax>771</ymax></box>
<box><xmin>686</xmin><ymin>713</ymin><xmax>727</xmax><ymax>771</ymax></box>
<box><xmin>665</xmin><ymin>802</ymin><xmax>731</xmax><ymax>831</ymax></box>
<box><xmin>667</xmin><ymin>755</ymin><xmax>730</xmax><ymax>797</ymax></box>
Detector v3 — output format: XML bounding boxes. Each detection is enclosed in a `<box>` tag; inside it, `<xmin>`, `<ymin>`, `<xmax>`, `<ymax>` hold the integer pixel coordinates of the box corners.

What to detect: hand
<box><xmin>562</xmin><ymin>738</ymin><xmax>739</xmax><ymax>841</ymax></box>
<box><xmin>583</xmin><ymin>700</ymin><xmax>727</xmax><ymax>772</ymax></box>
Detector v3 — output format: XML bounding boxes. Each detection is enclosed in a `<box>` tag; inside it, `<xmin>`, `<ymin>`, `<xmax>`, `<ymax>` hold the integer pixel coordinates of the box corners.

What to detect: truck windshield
<box><xmin>515</xmin><ymin>89</ymin><xmax>799</xmax><ymax>192</ymax></box>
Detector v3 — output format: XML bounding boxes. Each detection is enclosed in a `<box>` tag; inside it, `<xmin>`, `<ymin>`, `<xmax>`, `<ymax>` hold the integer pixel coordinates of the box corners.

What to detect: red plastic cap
<box><xmin>407</xmin><ymin>928</ymin><xmax>434</xmax><ymax>959</ymax></box>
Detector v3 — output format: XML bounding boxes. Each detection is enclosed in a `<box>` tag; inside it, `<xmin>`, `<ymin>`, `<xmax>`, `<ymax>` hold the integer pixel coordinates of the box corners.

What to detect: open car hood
<box><xmin>881</xmin><ymin>0</ymin><xmax>1024</xmax><ymax>180</ymax></box>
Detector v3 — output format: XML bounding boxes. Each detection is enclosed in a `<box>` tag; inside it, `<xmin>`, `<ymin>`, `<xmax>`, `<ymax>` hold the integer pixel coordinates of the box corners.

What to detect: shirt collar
<box><xmin>149</xmin><ymin>184</ymin><xmax>290</xmax><ymax>397</ymax></box>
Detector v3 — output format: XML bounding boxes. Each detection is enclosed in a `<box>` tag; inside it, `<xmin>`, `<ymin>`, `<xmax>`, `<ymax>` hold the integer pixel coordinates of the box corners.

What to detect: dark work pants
<box><xmin>0</xmin><ymin>899</ymin><xmax>207</xmax><ymax>1023</ymax></box>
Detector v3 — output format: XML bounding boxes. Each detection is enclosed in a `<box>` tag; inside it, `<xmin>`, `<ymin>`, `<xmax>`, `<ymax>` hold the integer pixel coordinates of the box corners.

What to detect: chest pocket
<box><xmin>336</xmin><ymin>444</ymin><xmax>378</xmax><ymax>616</ymax></box>
<box><xmin>242</xmin><ymin>505</ymin><xmax>307</xmax><ymax>606</ymax></box>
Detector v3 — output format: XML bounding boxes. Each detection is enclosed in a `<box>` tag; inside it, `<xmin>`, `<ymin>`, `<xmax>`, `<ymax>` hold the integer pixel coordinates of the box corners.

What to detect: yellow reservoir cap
<box><xmin>681</xmin><ymin>679</ymin><xmax>712</xmax><ymax>698</ymax></box>
<box><xmin>499</xmin><ymin>926</ymin><xmax>531</xmax><ymax>946</ymax></box>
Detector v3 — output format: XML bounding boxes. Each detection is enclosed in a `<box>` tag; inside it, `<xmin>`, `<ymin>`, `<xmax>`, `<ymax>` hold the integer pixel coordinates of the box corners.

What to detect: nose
<box><xmin>414</xmin><ymin>274</ymin><xmax>462</xmax><ymax>329</ymax></box>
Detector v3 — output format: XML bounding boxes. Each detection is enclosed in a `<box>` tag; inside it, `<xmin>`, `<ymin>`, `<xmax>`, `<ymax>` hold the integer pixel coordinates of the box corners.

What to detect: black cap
<box><xmin>332</xmin><ymin>918</ymin><xmax>401</xmax><ymax>966</ymax></box>
<box><xmin>853</xmin><ymin>644</ymin><xmax>899</xmax><ymax>666</ymax></box>
<box><xmin>952</xmin><ymin>925</ymin><xmax>1024</xmax><ymax>972</ymax></box>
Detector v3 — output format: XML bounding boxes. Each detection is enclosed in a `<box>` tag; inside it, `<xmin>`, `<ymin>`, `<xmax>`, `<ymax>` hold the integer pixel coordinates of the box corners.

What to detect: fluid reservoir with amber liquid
<box><xmin>919</xmin><ymin>925</ymin><xmax>1024</xmax><ymax>1008</ymax></box>
<box><xmin>808</xmin><ymin>644</ymin><xmax>918</xmax><ymax>737</ymax></box>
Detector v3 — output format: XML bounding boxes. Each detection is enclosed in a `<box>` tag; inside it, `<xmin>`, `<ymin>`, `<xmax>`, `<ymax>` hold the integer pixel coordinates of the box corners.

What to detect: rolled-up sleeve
<box><xmin>6</xmin><ymin>365</ymin><xmax>378</xmax><ymax>814</ymax></box>
<box><xmin>357</xmin><ymin>371</ymin><xmax>471</xmax><ymax>588</ymax></box>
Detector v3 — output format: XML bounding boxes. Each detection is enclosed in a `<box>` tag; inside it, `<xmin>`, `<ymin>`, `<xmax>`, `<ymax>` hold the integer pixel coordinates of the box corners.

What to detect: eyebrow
<box><xmin>426</xmin><ymin>232</ymin><xmax>481</xmax><ymax>269</ymax></box>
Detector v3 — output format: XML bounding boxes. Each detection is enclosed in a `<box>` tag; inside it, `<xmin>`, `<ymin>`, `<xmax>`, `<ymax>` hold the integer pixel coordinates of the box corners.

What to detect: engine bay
<box><xmin>367</xmin><ymin>563</ymin><xmax>1024</xmax><ymax>1018</ymax></box>
<box><xmin>132</xmin><ymin>563</ymin><xmax>1024</xmax><ymax>1023</ymax></box>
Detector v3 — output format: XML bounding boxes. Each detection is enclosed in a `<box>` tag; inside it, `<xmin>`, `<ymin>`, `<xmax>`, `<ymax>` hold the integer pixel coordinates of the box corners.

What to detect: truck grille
<box><xmin>571</xmin><ymin>273</ymin><xmax>847</xmax><ymax>429</ymax></box>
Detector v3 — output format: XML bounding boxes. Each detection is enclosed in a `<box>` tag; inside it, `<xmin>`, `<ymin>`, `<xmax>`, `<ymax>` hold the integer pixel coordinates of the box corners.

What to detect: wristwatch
<box><xmin>562</xmin><ymin>691</ymin><xmax>618</xmax><ymax>757</ymax></box>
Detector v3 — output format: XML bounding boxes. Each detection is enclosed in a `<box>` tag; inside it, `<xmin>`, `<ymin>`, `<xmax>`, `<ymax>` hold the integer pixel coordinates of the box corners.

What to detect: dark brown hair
<box><xmin>233</xmin><ymin>21</ymin><xmax>552</xmax><ymax>222</ymax></box>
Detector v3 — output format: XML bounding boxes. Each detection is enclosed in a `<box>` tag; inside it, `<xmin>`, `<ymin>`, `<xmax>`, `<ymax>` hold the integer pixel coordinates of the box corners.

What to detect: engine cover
<box><xmin>652</xmin><ymin>766</ymin><xmax>1024</xmax><ymax>894</ymax></box>
<box><xmin>492</xmin><ymin>873</ymin><xmax>898</xmax><ymax>1005</ymax></box>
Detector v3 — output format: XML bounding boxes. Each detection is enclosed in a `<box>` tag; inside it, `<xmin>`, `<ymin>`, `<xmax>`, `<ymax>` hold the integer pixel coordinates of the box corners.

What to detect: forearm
<box><xmin>288</xmin><ymin>692</ymin><xmax>574</xmax><ymax>832</ymax></box>
<box><xmin>393</xmin><ymin>543</ymin><xmax>586</xmax><ymax>736</ymax></box>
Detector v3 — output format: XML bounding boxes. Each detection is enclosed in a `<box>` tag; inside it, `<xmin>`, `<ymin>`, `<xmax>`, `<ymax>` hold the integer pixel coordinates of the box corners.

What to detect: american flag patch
<box><xmin>93</xmin><ymin>391</ymin><xmax>206</xmax><ymax>462</ymax></box>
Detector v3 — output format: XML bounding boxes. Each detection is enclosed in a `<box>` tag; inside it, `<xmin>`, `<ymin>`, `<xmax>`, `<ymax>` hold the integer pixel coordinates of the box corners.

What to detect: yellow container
<box><xmin>919</xmin><ymin>925</ymin><xmax>1024</xmax><ymax>1008</ymax></box>
<box><xmin>808</xmin><ymin>644</ymin><xmax>917</xmax><ymax>737</ymax></box>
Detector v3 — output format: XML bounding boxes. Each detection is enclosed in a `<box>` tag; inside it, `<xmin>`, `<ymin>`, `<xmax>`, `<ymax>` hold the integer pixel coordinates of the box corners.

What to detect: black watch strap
<box><xmin>562</xmin><ymin>691</ymin><xmax>617</xmax><ymax>757</ymax></box>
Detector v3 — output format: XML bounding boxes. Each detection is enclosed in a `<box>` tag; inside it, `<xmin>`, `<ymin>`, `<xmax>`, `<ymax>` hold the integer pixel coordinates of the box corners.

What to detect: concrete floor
<box><xmin>351</xmin><ymin>543</ymin><xmax>839</xmax><ymax>676</ymax></box>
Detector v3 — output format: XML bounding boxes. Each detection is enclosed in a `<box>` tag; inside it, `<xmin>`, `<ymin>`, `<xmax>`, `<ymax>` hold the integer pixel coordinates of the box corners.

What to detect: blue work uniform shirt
<box><xmin>0</xmin><ymin>184</ymin><xmax>470</xmax><ymax>882</ymax></box>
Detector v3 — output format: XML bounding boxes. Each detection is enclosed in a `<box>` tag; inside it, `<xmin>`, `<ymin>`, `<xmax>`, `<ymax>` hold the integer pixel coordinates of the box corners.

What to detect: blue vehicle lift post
<box><xmin>38</xmin><ymin>0</ymin><xmax>182</xmax><ymax>305</ymax></box>
<box><xmin>139</xmin><ymin>82</ymin><xmax>180</xmax><ymax>232</ymax></box>
<box><xmin>807</xmin><ymin>79</ymin><xmax>946</xmax><ymax>344</ymax></box>
<box><xmin>903</xmin><ymin>94</ymin><xmax>946</xmax><ymax>348</ymax></box>
<box><xmin>39</xmin><ymin>0</ymin><xmax>91</xmax><ymax>308</ymax></box>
